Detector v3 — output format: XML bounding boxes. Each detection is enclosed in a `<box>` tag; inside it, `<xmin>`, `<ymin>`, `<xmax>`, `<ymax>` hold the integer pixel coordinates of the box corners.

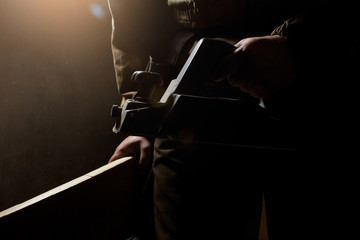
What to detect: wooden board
<box><xmin>0</xmin><ymin>155</ymin><xmax>270</xmax><ymax>240</ymax></box>
<box><xmin>0</xmin><ymin>156</ymin><xmax>139</xmax><ymax>239</ymax></box>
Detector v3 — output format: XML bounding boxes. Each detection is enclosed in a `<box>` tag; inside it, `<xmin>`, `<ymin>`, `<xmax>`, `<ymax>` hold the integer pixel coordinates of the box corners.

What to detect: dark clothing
<box><xmin>153</xmin><ymin>138</ymin><xmax>299</xmax><ymax>240</ymax></box>
<box><xmin>108</xmin><ymin>1</ymin><xmax>359</xmax><ymax>239</ymax></box>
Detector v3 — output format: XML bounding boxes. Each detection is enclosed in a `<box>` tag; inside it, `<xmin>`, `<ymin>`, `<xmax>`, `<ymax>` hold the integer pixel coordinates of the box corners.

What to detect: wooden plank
<box><xmin>0</xmin><ymin>156</ymin><xmax>139</xmax><ymax>239</ymax></box>
<box><xmin>1</xmin><ymin>156</ymin><xmax>272</xmax><ymax>240</ymax></box>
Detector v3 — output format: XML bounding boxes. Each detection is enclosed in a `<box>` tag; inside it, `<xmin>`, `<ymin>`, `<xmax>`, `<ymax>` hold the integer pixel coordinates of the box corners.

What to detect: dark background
<box><xmin>0</xmin><ymin>0</ymin><xmax>122</xmax><ymax>211</ymax></box>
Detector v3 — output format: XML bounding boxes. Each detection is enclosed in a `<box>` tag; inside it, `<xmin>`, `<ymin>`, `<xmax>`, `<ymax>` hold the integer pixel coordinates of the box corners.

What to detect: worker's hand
<box><xmin>109</xmin><ymin>136</ymin><xmax>153</xmax><ymax>176</ymax></box>
<box><xmin>213</xmin><ymin>35</ymin><xmax>296</xmax><ymax>99</ymax></box>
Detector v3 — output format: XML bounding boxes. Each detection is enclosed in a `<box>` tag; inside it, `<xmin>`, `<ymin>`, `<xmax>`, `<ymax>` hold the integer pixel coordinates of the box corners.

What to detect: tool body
<box><xmin>111</xmin><ymin>38</ymin><xmax>295</xmax><ymax>150</ymax></box>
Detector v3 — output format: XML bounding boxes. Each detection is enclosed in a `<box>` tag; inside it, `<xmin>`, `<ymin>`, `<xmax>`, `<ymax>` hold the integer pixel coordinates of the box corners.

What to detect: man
<box><xmin>107</xmin><ymin>1</ymin><xmax>358</xmax><ymax>239</ymax></box>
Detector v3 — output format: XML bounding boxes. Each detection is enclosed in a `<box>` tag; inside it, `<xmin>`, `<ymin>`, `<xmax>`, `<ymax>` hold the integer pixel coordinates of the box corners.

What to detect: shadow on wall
<box><xmin>0</xmin><ymin>0</ymin><xmax>122</xmax><ymax>211</ymax></box>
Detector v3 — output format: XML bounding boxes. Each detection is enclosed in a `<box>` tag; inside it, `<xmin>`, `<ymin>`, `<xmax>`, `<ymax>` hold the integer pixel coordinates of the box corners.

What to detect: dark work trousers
<box><xmin>151</xmin><ymin>137</ymin><xmax>301</xmax><ymax>240</ymax></box>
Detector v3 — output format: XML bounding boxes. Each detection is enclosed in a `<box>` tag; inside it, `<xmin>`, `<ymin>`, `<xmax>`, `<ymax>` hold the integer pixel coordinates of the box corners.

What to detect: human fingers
<box><xmin>108</xmin><ymin>136</ymin><xmax>140</xmax><ymax>163</ymax></box>
<box><xmin>211</xmin><ymin>47</ymin><xmax>248</xmax><ymax>83</ymax></box>
<box><xmin>137</xmin><ymin>138</ymin><xmax>154</xmax><ymax>176</ymax></box>
<box><xmin>108</xmin><ymin>143</ymin><xmax>132</xmax><ymax>163</ymax></box>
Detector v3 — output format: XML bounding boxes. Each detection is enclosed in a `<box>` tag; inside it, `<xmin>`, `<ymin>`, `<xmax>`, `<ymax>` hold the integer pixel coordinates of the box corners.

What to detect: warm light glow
<box><xmin>0</xmin><ymin>0</ymin><xmax>115</xmax><ymax>213</ymax></box>
<box><xmin>1</xmin><ymin>0</ymin><xmax>111</xmax><ymax>63</ymax></box>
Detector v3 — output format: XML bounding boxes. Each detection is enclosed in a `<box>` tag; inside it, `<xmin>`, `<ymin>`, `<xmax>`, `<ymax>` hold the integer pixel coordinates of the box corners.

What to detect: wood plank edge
<box><xmin>0</xmin><ymin>156</ymin><xmax>133</xmax><ymax>218</ymax></box>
